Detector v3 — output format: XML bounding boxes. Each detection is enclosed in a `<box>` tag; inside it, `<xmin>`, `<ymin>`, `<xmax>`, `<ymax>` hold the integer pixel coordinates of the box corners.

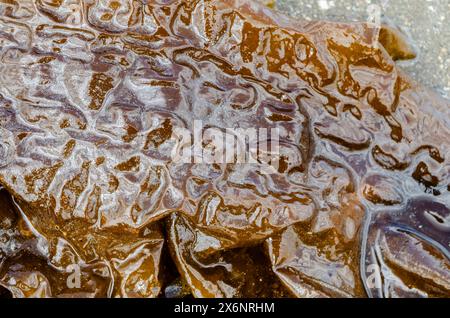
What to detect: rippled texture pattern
<box><xmin>0</xmin><ymin>0</ymin><xmax>449</xmax><ymax>298</ymax></box>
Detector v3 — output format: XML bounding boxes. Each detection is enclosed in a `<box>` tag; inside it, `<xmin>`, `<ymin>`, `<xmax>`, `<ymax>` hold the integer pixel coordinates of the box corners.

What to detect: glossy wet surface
<box><xmin>276</xmin><ymin>0</ymin><xmax>450</xmax><ymax>99</ymax></box>
<box><xmin>0</xmin><ymin>0</ymin><xmax>449</xmax><ymax>298</ymax></box>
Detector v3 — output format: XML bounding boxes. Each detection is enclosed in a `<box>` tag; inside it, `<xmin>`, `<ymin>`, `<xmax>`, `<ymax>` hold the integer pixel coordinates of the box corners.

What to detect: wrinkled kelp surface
<box><xmin>0</xmin><ymin>0</ymin><xmax>449</xmax><ymax>298</ymax></box>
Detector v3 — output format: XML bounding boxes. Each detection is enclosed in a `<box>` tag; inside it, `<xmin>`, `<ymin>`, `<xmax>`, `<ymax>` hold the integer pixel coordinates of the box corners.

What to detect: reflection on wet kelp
<box><xmin>0</xmin><ymin>0</ymin><xmax>448</xmax><ymax>298</ymax></box>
